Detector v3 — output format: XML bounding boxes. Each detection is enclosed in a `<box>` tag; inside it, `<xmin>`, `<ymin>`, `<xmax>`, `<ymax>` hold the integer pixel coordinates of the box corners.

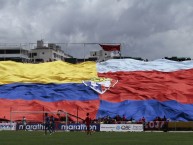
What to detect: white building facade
<box><xmin>0</xmin><ymin>44</ymin><xmax>29</xmax><ymax>62</ymax></box>
<box><xmin>90</xmin><ymin>49</ymin><xmax>120</xmax><ymax>62</ymax></box>
<box><xmin>30</xmin><ymin>40</ymin><xmax>72</xmax><ymax>62</ymax></box>
<box><xmin>0</xmin><ymin>41</ymin><xmax>72</xmax><ymax>63</ymax></box>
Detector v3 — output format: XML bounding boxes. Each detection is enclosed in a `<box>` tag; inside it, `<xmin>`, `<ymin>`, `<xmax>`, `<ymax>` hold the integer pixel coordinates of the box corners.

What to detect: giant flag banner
<box><xmin>1</xmin><ymin>59</ymin><xmax>193</xmax><ymax>122</ymax></box>
<box><xmin>97</xmin><ymin>59</ymin><xmax>193</xmax><ymax>121</ymax></box>
<box><xmin>0</xmin><ymin>61</ymin><xmax>99</xmax><ymax>121</ymax></box>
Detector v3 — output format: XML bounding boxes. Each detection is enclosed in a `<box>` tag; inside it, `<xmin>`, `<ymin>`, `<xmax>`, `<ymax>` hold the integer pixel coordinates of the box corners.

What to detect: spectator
<box><xmin>122</xmin><ymin>115</ymin><xmax>126</xmax><ymax>121</ymax></box>
<box><xmin>132</xmin><ymin>118</ymin><xmax>136</xmax><ymax>124</ymax></box>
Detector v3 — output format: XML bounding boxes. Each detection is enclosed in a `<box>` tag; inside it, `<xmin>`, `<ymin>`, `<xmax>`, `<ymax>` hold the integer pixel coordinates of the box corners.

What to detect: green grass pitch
<box><xmin>1</xmin><ymin>131</ymin><xmax>193</xmax><ymax>145</ymax></box>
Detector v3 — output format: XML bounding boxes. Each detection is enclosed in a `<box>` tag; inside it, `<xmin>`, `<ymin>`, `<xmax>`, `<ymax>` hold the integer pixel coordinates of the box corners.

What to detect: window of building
<box><xmin>32</xmin><ymin>53</ymin><xmax>37</xmax><ymax>56</ymax></box>
<box><xmin>6</xmin><ymin>50</ymin><xmax>20</xmax><ymax>54</ymax></box>
<box><xmin>0</xmin><ymin>50</ymin><xmax>5</xmax><ymax>54</ymax></box>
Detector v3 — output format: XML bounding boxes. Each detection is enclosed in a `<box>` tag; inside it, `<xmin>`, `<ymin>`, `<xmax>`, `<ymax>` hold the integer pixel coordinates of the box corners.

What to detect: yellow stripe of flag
<box><xmin>0</xmin><ymin>61</ymin><xmax>97</xmax><ymax>84</ymax></box>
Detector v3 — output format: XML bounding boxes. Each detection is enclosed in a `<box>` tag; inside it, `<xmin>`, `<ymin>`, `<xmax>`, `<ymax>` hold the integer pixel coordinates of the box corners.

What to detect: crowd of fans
<box><xmin>1</xmin><ymin>114</ymin><xmax>168</xmax><ymax>125</ymax></box>
<box><xmin>91</xmin><ymin>115</ymin><xmax>143</xmax><ymax>124</ymax></box>
<box><xmin>91</xmin><ymin>115</ymin><xmax>168</xmax><ymax>124</ymax></box>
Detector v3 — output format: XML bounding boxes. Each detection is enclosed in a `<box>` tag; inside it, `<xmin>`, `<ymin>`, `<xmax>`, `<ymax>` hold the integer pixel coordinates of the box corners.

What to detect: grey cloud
<box><xmin>0</xmin><ymin>0</ymin><xmax>193</xmax><ymax>59</ymax></box>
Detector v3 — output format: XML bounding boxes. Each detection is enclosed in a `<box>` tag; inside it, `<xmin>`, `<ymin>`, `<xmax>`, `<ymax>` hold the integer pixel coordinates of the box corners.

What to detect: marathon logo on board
<box><xmin>16</xmin><ymin>123</ymin><xmax>45</xmax><ymax>130</ymax></box>
<box><xmin>16</xmin><ymin>123</ymin><xmax>100</xmax><ymax>131</ymax></box>
<box><xmin>59</xmin><ymin>124</ymin><xmax>100</xmax><ymax>131</ymax></box>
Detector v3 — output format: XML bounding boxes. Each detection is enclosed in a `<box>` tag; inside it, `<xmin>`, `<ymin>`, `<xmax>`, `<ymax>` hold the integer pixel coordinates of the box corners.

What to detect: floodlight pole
<box><xmin>10</xmin><ymin>107</ymin><xmax>12</xmax><ymax>130</ymax></box>
<box><xmin>77</xmin><ymin>106</ymin><xmax>79</xmax><ymax>124</ymax></box>
<box><xmin>65</xmin><ymin>112</ymin><xmax>68</xmax><ymax>131</ymax></box>
<box><xmin>120</xmin><ymin>43</ymin><xmax>122</xmax><ymax>58</ymax></box>
<box><xmin>84</xmin><ymin>43</ymin><xmax>85</xmax><ymax>62</ymax></box>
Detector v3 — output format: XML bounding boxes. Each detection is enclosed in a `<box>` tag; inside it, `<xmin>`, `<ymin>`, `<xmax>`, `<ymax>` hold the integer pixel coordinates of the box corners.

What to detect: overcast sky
<box><xmin>0</xmin><ymin>0</ymin><xmax>193</xmax><ymax>59</ymax></box>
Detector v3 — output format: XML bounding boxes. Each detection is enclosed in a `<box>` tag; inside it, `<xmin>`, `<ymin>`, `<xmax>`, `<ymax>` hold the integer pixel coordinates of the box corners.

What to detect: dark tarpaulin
<box><xmin>99</xmin><ymin>44</ymin><xmax>120</xmax><ymax>51</ymax></box>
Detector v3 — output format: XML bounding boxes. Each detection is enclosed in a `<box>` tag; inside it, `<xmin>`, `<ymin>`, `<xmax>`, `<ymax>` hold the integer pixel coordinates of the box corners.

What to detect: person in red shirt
<box><xmin>85</xmin><ymin>113</ymin><xmax>91</xmax><ymax>135</ymax></box>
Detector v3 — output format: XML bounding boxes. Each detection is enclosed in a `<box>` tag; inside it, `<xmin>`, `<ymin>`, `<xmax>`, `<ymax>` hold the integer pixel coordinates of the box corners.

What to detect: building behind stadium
<box><xmin>0</xmin><ymin>40</ymin><xmax>122</xmax><ymax>63</ymax></box>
